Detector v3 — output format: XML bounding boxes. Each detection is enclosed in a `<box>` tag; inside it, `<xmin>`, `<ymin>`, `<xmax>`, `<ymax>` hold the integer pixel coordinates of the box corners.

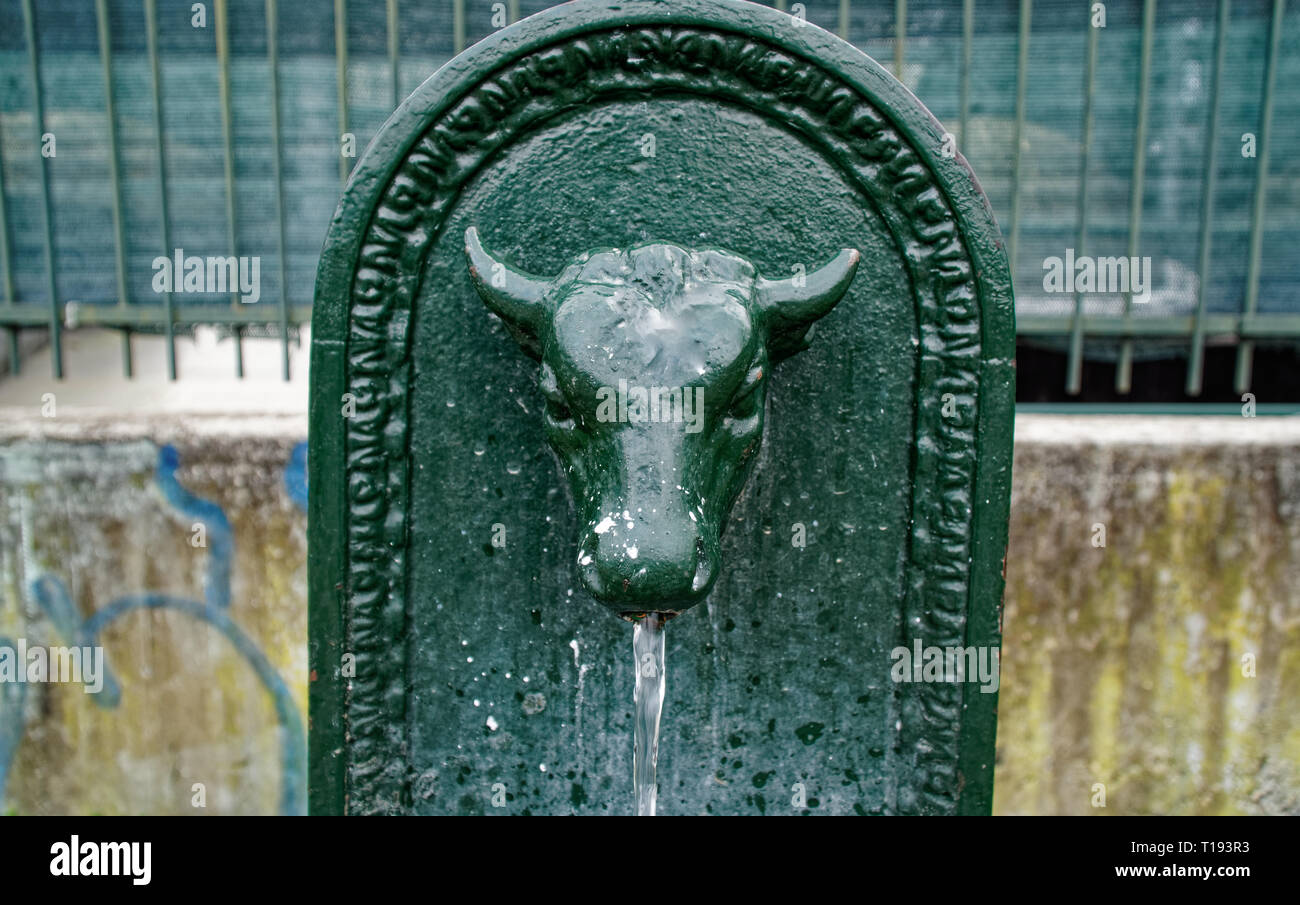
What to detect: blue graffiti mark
<box><xmin>285</xmin><ymin>442</ymin><xmax>308</xmax><ymax>513</ymax></box>
<box><xmin>1</xmin><ymin>445</ymin><xmax>306</xmax><ymax>815</ymax></box>
<box><xmin>156</xmin><ymin>444</ymin><xmax>232</xmax><ymax>610</ymax></box>
<box><xmin>0</xmin><ymin>638</ymin><xmax>26</xmax><ymax>812</ymax></box>
<box><xmin>28</xmin><ymin>571</ymin><xmax>84</xmax><ymax>666</ymax></box>
<box><xmin>79</xmin><ymin>591</ymin><xmax>306</xmax><ymax>816</ymax></box>
<box><xmin>30</xmin><ymin>576</ymin><xmax>122</xmax><ymax>708</ymax></box>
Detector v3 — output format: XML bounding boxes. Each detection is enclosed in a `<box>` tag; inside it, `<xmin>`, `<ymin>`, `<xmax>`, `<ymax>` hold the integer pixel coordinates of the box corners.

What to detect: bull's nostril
<box><xmin>577</xmin><ymin>534</ymin><xmax>604</xmax><ymax>597</ymax></box>
<box><xmin>583</xmin><ymin>566</ymin><xmax>605</xmax><ymax>598</ymax></box>
<box><xmin>691</xmin><ymin>538</ymin><xmax>715</xmax><ymax>594</ymax></box>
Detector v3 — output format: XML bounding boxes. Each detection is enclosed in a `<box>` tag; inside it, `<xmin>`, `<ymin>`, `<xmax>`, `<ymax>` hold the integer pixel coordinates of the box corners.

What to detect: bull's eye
<box><xmin>539</xmin><ymin>362</ymin><xmax>576</xmax><ymax>429</ymax></box>
<box><xmin>546</xmin><ymin>396</ymin><xmax>574</xmax><ymax>426</ymax></box>
<box><xmin>729</xmin><ymin>387</ymin><xmax>759</xmax><ymax>419</ymax></box>
<box><xmin>727</xmin><ymin>365</ymin><xmax>764</xmax><ymax>421</ymax></box>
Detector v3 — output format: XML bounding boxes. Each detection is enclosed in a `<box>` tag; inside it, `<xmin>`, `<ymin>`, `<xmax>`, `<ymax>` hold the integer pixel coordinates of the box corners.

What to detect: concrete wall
<box><xmin>0</xmin><ymin>415</ymin><xmax>307</xmax><ymax>815</ymax></box>
<box><xmin>996</xmin><ymin>416</ymin><xmax>1300</xmax><ymax>816</ymax></box>
<box><xmin>0</xmin><ymin>411</ymin><xmax>1295</xmax><ymax>815</ymax></box>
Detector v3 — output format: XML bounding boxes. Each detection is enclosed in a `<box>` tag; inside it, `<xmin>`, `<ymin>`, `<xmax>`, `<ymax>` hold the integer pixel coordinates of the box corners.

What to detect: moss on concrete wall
<box><xmin>995</xmin><ymin>422</ymin><xmax>1300</xmax><ymax>815</ymax></box>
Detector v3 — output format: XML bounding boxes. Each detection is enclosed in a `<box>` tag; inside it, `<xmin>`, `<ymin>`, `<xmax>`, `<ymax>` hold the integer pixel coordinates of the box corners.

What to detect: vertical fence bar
<box><xmin>21</xmin><ymin>0</ymin><xmax>61</xmax><ymax>379</ymax></box>
<box><xmin>145</xmin><ymin>0</ymin><xmax>176</xmax><ymax>380</ymax></box>
<box><xmin>97</xmin><ymin>0</ymin><xmax>133</xmax><ymax>378</ymax></box>
<box><xmin>0</xmin><ymin>146</ymin><xmax>11</xmax><ymax>310</ymax></box>
<box><xmin>388</xmin><ymin>0</ymin><xmax>400</xmax><ymax>110</ymax></box>
<box><xmin>838</xmin><ymin>0</ymin><xmax>849</xmax><ymax>40</ymax></box>
<box><xmin>335</xmin><ymin>0</ymin><xmax>350</xmax><ymax>185</ymax></box>
<box><xmin>1234</xmin><ymin>0</ymin><xmax>1284</xmax><ymax>395</ymax></box>
<box><xmin>453</xmin><ymin>0</ymin><xmax>466</xmax><ymax>54</ymax></box>
<box><xmin>1186</xmin><ymin>0</ymin><xmax>1230</xmax><ymax>397</ymax></box>
<box><xmin>0</xmin><ymin>114</ymin><xmax>18</xmax><ymax>375</ymax></box>
<box><xmin>894</xmin><ymin>0</ymin><xmax>907</xmax><ymax>81</ymax></box>
<box><xmin>1006</xmin><ymin>0</ymin><xmax>1032</xmax><ymax>276</ymax></box>
<box><xmin>268</xmin><ymin>0</ymin><xmax>291</xmax><ymax>381</ymax></box>
<box><xmin>959</xmin><ymin>0</ymin><xmax>973</xmax><ymax>150</ymax></box>
<box><xmin>1116</xmin><ymin>0</ymin><xmax>1156</xmax><ymax>394</ymax></box>
<box><xmin>1066</xmin><ymin>9</ymin><xmax>1099</xmax><ymax>395</ymax></box>
<box><xmin>231</xmin><ymin>325</ymin><xmax>244</xmax><ymax>377</ymax></box>
<box><xmin>215</xmin><ymin>0</ymin><xmax>244</xmax><ymax>378</ymax></box>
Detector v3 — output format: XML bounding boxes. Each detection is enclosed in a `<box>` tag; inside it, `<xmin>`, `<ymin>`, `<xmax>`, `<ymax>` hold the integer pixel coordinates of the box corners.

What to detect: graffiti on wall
<box><xmin>0</xmin><ymin>443</ymin><xmax>308</xmax><ymax>815</ymax></box>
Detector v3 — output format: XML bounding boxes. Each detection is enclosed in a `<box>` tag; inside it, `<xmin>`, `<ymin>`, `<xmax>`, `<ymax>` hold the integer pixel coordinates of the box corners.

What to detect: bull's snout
<box><xmin>577</xmin><ymin>508</ymin><xmax>718</xmax><ymax>615</ymax></box>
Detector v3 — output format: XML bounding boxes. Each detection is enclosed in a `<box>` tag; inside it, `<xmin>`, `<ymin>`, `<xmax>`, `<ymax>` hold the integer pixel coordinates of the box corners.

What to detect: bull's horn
<box><xmin>464</xmin><ymin>227</ymin><xmax>552</xmax><ymax>339</ymax></box>
<box><xmin>756</xmin><ymin>248</ymin><xmax>861</xmax><ymax>326</ymax></box>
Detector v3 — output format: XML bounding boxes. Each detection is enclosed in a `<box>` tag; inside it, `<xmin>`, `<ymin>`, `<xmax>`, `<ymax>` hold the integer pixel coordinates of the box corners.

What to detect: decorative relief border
<box><xmin>341</xmin><ymin>26</ymin><xmax>981</xmax><ymax>815</ymax></box>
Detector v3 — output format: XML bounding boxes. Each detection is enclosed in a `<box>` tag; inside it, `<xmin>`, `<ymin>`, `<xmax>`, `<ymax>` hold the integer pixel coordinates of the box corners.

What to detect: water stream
<box><xmin>632</xmin><ymin>612</ymin><xmax>666</xmax><ymax>816</ymax></box>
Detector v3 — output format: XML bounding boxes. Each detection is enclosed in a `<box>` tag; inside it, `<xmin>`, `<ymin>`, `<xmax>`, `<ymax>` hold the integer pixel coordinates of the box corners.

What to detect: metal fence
<box><xmin>0</xmin><ymin>0</ymin><xmax>1296</xmax><ymax>396</ymax></box>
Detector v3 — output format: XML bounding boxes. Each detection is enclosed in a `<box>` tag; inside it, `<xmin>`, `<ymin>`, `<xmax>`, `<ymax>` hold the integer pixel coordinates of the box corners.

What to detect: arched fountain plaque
<box><xmin>309</xmin><ymin>0</ymin><xmax>1015</xmax><ymax>816</ymax></box>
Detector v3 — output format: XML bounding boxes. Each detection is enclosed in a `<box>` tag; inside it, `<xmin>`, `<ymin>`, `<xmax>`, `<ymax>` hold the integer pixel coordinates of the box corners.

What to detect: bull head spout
<box><xmin>465</xmin><ymin>227</ymin><xmax>859</xmax><ymax>618</ymax></box>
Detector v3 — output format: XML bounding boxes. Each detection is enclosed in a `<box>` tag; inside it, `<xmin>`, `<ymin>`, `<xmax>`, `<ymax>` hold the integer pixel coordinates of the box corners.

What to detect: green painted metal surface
<box><xmin>309</xmin><ymin>0</ymin><xmax>1015</xmax><ymax>816</ymax></box>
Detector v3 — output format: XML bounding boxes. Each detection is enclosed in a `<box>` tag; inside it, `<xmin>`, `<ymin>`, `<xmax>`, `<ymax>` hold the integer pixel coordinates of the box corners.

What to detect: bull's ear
<box><xmin>464</xmin><ymin>227</ymin><xmax>552</xmax><ymax>359</ymax></box>
<box><xmin>756</xmin><ymin>248</ymin><xmax>860</xmax><ymax>362</ymax></box>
